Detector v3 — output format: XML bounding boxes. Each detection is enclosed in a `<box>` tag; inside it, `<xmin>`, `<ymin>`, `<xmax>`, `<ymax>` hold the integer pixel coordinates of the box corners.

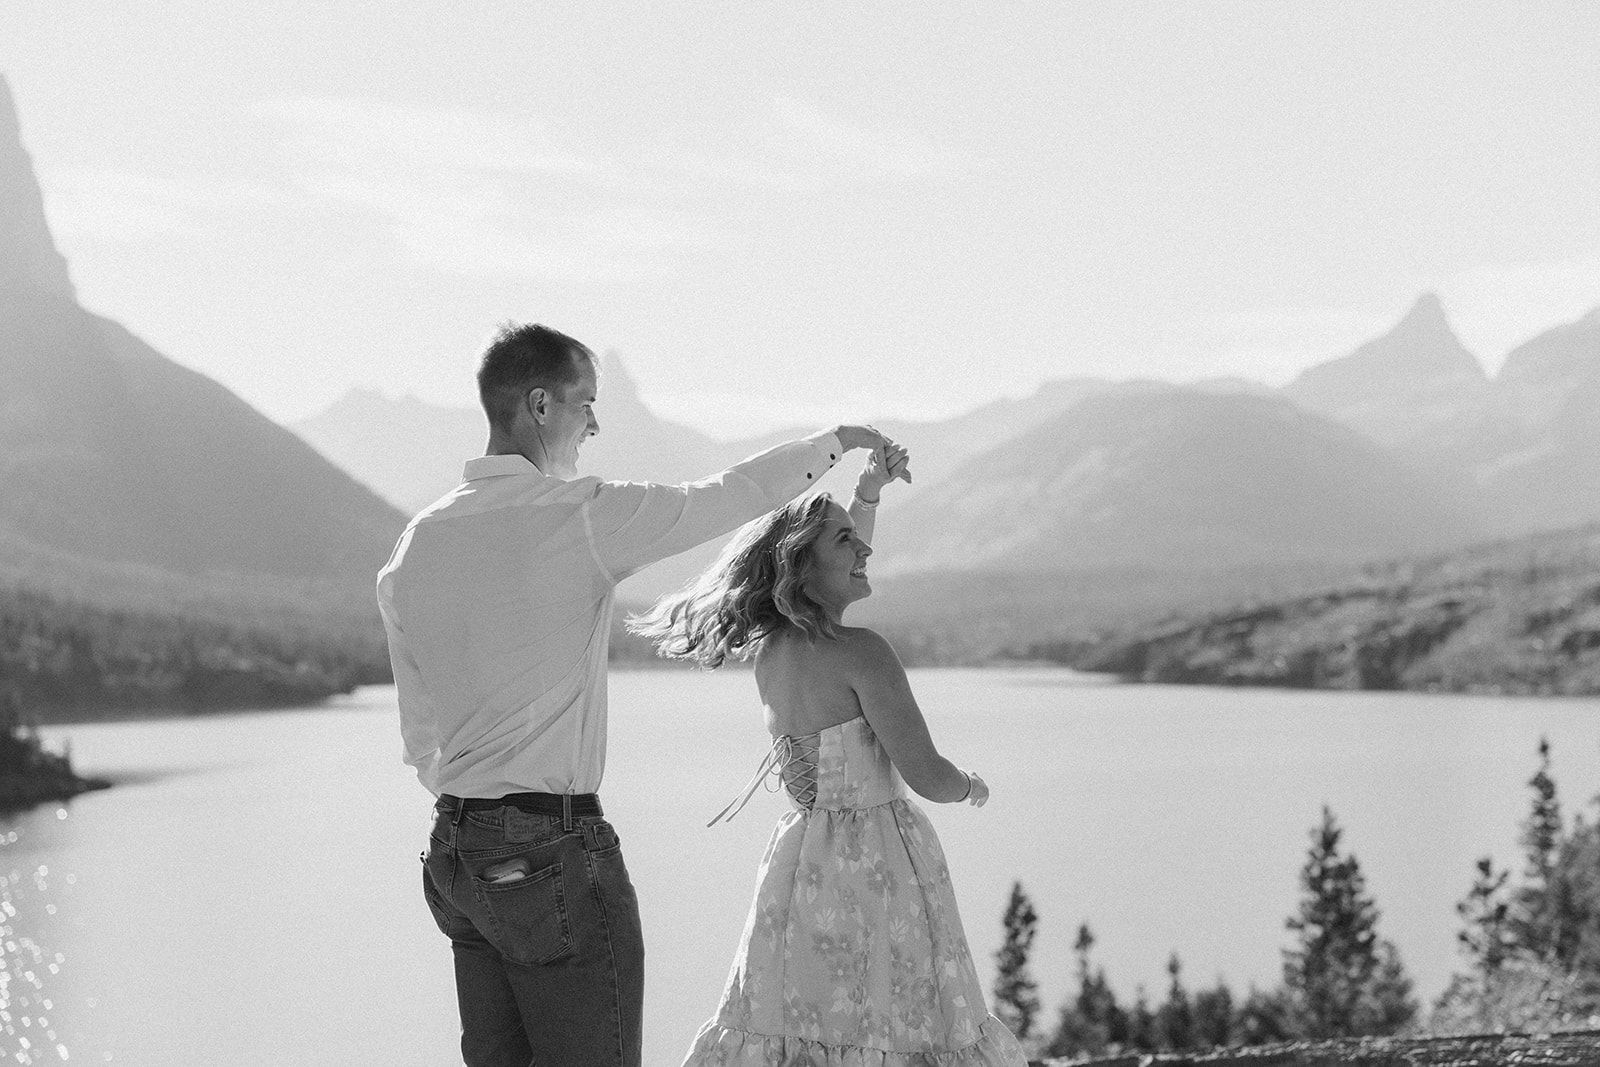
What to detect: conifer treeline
<box><xmin>0</xmin><ymin>585</ymin><xmax>391</xmax><ymax>718</ymax></box>
<box><xmin>993</xmin><ymin>741</ymin><xmax>1600</xmax><ymax>1058</ymax></box>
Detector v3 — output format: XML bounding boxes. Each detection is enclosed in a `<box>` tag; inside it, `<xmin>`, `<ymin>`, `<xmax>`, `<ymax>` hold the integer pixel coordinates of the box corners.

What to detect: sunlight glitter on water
<box><xmin>2</xmin><ymin>827</ymin><xmax>74</xmax><ymax>1064</ymax></box>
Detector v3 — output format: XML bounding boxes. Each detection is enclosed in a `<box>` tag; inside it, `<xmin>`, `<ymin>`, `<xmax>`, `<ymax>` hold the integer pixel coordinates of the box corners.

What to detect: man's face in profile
<box><xmin>539</xmin><ymin>358</ymin><xmax>599</xmax><ymax>477</ymax></box>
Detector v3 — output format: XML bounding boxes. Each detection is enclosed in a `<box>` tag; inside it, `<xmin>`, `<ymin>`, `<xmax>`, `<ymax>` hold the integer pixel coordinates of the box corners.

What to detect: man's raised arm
<box><xmin>585</xmin><ymin>424</ymin><xmax>888</xmax><ymax>583</ymax></box>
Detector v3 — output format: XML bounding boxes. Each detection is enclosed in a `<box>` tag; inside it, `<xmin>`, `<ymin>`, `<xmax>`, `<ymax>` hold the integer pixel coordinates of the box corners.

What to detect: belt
<box><xmin>437</xmin><ymin>792</ymin><xmax>603</xmax><ymax>818</ymax></box>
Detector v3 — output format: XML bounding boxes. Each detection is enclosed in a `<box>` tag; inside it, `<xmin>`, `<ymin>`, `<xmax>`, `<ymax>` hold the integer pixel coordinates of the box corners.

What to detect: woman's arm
<box><xmin>847</xmin><ymin>629</ymin><xmax>988</xmax><ymax>804</ymax></box>
<box><xmin>847</xmin><ymin>439</ymin><xmax>910</xmax><ymax>546</ymax></box>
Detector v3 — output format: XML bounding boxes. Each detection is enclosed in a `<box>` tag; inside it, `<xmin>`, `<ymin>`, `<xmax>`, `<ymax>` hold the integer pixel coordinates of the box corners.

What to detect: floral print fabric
<box><xmin>681</xmin><ymin>716</ymin><xmax>1027</xmax><ymax>1066</ymax></box>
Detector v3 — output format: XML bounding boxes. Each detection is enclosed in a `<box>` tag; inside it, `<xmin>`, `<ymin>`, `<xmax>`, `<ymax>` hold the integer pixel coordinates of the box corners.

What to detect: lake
<box><xmin>4</xmin><ymin>669</ymin><xmax>1599</xmax><ymax>1066</ymax></box>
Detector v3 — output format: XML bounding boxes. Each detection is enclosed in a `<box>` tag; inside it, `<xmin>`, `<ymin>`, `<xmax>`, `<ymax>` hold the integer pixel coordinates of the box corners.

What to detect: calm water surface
<box><xmin>4</xmin><ymin>669</ymin><xmax>1599</xmax><ymax>1066</ymax></box>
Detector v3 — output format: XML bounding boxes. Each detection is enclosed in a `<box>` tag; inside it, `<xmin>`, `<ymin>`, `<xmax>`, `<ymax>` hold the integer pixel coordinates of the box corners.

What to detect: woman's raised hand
<box><xmin>963</xmin><ymin>771</ymin><xmax>989</xmax><ymax>807</ymax></box>
<box><xmin>859</xmin><ymin>439</ymin><xmax>912</xmax><ymax>498</ymax></box>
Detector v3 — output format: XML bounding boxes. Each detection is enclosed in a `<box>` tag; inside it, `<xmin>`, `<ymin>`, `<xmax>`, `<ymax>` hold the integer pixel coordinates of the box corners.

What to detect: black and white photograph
<box><xmin>2</xmin><ymin>4</ymin><xmax>1599</xmax><ymax>1065</ymax></box>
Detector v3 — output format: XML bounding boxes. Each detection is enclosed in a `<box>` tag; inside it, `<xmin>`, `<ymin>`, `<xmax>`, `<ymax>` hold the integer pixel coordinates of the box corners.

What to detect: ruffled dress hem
<box><xmin>682</xmin><ymin>1013</ymin><xmax>1029</xmax><ymax>1066</ymax></box>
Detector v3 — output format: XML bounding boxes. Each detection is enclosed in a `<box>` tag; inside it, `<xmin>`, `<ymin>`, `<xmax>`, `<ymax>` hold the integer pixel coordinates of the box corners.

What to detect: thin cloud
<box><xmin>252</xmin><ymin>95</ymin><xmax>748</xmax><ymax>284</ymax></box>
<box><xmin>249</xmin><ymin>95</ymin><xmax>600</xmax><ymax>178</ymax></box>
<box><xmin>655</xmin><ymin>97</ymin><xmax>977</xmax><ymax>193</ymax></box>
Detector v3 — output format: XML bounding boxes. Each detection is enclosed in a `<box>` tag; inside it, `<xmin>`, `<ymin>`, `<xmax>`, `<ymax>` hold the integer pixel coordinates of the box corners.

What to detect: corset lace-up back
<box><xmin>776</xmin><ymin>735</ymin><xmax>819</xmax><ymax>810</ymax></box>
<box><xmin>708</xmin><ymin>717</ymin><xmax>905</xmax><ymax>826</ymax></box>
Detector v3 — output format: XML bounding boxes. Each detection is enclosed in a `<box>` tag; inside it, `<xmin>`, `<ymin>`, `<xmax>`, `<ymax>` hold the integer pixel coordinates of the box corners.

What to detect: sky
<box><xmin>4</xmin><ymin>1</ymin><xmax>1599</xmax><ymax>438</ymax></box>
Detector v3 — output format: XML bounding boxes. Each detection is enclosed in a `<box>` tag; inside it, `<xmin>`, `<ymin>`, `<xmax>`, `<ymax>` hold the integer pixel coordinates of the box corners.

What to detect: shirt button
<box><xmin>806</xmin><ymin>473</ymin><xmax>813</xmax><ymax>479</ymax></box>
<box><xmin>829</xmin><ymin>453</ymin><xmax>837</xmax><ymax>461</ymax></box>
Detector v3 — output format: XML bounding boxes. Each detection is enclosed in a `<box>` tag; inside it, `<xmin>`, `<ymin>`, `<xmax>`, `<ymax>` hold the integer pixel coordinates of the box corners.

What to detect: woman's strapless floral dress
<box><xmin>681</xmin><ymin>715</ymin><xmax>1027</xmax><ymax>1066</ymax></box>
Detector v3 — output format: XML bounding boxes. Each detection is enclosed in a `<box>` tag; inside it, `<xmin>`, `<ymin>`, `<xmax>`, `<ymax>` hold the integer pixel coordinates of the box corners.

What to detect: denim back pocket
<box><xmin>478</xmin><ymin>861</ymin><xmax>573</xmax><ymax>965</ymax></box>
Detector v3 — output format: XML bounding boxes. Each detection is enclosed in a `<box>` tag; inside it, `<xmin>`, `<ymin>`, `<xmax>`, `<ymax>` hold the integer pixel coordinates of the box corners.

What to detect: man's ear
<box><xmin>525</xmin><ymin>387</ymin><xmax>549</xmax><ymax>424</ymax></box>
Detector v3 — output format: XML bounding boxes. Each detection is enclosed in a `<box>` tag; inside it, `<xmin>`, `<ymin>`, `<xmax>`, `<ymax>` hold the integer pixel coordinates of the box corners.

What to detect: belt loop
<box><xmin>563</xmin><ymin>792</ymin><xmax>573</xmax><ymax>832</ymax></box>
<box><xmin>449</xmin><ymin>799</ymin><xmax>465</xmax><ymax>847</ymax></box>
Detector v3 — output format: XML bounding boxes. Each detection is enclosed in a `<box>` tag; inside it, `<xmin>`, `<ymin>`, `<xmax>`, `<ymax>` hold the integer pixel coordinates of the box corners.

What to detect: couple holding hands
<box><xmin>378</xmin><ymin>323</ymin><xmax>1026</xmax><ymax>1065</ymax></box>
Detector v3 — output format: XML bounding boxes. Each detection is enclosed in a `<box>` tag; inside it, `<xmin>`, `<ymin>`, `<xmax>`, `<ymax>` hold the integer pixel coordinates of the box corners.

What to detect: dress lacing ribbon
<box><xmin>707</xmin><ymin>734</ymin><xmax>820</xmax><ymax>827</ymax></box>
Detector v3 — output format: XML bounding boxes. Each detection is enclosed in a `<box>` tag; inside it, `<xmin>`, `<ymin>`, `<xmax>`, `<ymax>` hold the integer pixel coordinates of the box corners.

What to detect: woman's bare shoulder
<box><xmin>831</xmin><ymin>626</ymin><xmax>903</xmax><ymax>673</ymax></box>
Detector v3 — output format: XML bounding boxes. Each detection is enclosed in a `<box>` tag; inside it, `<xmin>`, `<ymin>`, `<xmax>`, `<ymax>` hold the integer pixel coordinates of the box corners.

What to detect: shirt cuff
<box><xmin>803</xmin><ymin>429</ymin><xmax>844</xmax><ymax>478</ymax></box>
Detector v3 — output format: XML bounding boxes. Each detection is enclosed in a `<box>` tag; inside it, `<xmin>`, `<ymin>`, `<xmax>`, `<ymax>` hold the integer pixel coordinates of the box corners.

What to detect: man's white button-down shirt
<box><xmin>376</xmin><ymin>430</ymin><xmax>843</xmax><ymax>798</ymax></box>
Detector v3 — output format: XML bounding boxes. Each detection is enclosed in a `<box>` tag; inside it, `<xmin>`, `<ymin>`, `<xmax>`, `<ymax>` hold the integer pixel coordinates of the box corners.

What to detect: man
<box><xmin>376</xmin><ymin>322</ymin><xmax>887</xmax><ymax>1066</ymax></box>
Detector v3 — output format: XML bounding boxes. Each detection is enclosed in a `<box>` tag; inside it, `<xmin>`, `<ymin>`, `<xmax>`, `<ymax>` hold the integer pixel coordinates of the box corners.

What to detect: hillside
<box><xmin>1050</xmin><ymin>523</ymin><xmax>1600</xmax><ymax>695</ymax></box>
<box><xmin>0</xmin><ymin>74</ymin><xmax>401</xmax><ymax>716</ymax></box>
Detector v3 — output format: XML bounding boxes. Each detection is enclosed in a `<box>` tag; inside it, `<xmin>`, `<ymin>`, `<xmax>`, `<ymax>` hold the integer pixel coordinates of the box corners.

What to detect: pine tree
<box><xmin>1047</xmin><ymin>923</ymin><xmax>1114</xmax><ymax>1058</ymax></box>
<box><xmin>1456</xmin><ymin>855</ymin><xmax>1514</xmax><ymax>975</ymax></box>
<box><xmin>993</xmin><ymin>881</ymin><xmax>1041</xmax><ymax>1040</ymax></box>
<box><xmin>1283</xmin><ymin>806</ymin><xmax>1418</xmax><ymax>1037</ymax></box>
<box><xmin>1154</xmin><ymin>952</ymin><xmax>1196</xmax><ymax>1050</ymax></box>
<box><xmin>1512</xmin><ymin>736</ymin><xmax>1565</xmax><ymax>958</ymax></box>
<box><xmin>1127</xmin><ymin>986</ymin><xmax>1158</xmax><ymax>1052</ymax></box>
<box><xmin>1191</xmin><ymin>979</ymin><xmax>1235</xmax><ymax>1050</ymax></box>
<box><xmin>1521</xmin><ymin>737</ymin><xmax>1562</xmax><ymax>884</ymax></box>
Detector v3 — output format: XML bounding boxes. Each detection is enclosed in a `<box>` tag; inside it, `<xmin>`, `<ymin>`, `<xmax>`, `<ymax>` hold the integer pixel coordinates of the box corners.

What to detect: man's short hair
<box><xmin>476</xmin><ymin>323</ymin><xmax>595</xmax><ymax>434</ymax></box>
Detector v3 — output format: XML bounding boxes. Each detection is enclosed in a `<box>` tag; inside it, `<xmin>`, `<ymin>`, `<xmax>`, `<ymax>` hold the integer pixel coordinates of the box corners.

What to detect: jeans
<box><xmin>422</xmin><ymin>801</ymin><xmax>644</xmax><ymax>1067</ymax></box>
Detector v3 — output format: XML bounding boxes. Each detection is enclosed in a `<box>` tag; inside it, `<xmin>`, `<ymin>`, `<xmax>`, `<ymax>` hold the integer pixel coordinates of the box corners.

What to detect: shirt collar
<box><xmin>462</xmin><ymin>453</ymin><xmax>546</xmax><ymax>481</ymax></box>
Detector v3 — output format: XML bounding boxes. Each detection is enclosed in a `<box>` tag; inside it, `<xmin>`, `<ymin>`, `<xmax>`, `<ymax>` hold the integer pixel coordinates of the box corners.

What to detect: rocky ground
<box><xmin>1036</xmin><ymin>1029</ymin><xmax>1600</xmax><ymax>1066</ymax></box>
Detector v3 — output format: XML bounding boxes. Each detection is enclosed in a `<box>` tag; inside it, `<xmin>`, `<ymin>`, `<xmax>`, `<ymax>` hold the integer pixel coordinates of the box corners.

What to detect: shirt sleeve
<box><xmin>583</xmin><ymin>430</ymin><xmax>844</xmax><ymax>582</ymax></box>
<box><xmin>378</xmin><ymin>591</ymin><xmax>442</xmax><ymax>796</ymax></box>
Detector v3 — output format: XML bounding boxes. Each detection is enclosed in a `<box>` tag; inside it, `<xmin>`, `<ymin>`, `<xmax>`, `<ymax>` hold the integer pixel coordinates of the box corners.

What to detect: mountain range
<box><xmin>6</xmin><ymin>67</ymin><xmax>1600</xmax><ymax>690</ymax></box>
<box><xmin>293</xmin><ymin>292</ymin><xmax>1600</xmax><ymax>604</ymax></box>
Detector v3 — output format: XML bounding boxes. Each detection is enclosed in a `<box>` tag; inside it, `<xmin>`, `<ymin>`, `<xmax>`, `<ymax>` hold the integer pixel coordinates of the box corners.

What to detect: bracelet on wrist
<box><xmin>958</xmin><ymin>770</ymin><xmax>973</xmax><ymax>802</ymax></box>
<box><xmin>852</xmin><ymin>488</ymin><xmax>881</xmax><ymax>510</ymax></box>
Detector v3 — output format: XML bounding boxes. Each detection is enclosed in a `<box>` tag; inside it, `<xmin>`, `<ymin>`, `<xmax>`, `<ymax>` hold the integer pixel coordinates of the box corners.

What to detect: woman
<box><xmin>630</xmin><ymin>443</ymin><xmax>1028</xmax><ymax>1065</ymax></box>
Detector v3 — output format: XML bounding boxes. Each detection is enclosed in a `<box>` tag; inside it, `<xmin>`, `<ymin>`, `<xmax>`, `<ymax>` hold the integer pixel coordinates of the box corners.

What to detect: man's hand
<box><xmin>834</xmin><ymin>425</ymin><xmax>891</xmax><ymax>453</ymax></box>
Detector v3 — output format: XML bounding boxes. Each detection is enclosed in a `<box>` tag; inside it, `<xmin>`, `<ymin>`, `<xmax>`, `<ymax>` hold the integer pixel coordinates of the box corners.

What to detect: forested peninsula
<box><xmin>0</xmin><ymin>693</ymin><xmax>108</xmax><ymax>808</ymax></box>
<box><xmin>1036</xmin><ymin>525</ymin><xmax>1600</xmax><ymax>695</ymax></box>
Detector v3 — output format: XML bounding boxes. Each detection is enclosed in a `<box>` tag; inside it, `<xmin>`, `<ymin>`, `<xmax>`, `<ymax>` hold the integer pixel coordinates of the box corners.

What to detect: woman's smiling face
<box><xmin>804</xmin><ymin>500</ymin><xmax>872</xmax><ymax>618</ymax></box>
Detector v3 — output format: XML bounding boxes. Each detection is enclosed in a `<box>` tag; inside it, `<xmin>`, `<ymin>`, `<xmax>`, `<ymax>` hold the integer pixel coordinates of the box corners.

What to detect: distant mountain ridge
<box><xmin>290</xmin><ymin>291</ymin><xmax>1600</xmax><ymax>604</ymax></box>
<box><xmin>0</xmin><ymin>74</ymin><xmax>401</xmax><ymax>713</ymax></box>
<box><xmin>871</xmin><ymin>386</ymin><xmax>1484</xmax><ymax>575</ymax></box>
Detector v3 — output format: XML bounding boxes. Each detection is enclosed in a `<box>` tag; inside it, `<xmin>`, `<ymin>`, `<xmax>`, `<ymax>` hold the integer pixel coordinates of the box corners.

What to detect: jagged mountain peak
<box><xmin>1400</xmin><ymin>290</ymin><xmax>1447</xmax><ymax>327</ymax></box>
<box><xmin>595</xmin><ymin>347</ymin><xmax>642</xmax><ymax>403</ymax></box>
<box><xmin>1282</xmin><ymin>293</ymin><xmax>1487</xmax><ymax>447</ymax></box>
<box><xmin>0</xmin><ymin>74</ymin><xmax>75</xmax><ymax>301</ymax></box>
<box><xmin>1292</xmin><ymin>292</ymin><xmax>1483</xmax><ymax>384</ymax></box>
<box><xmin>1355</xmin><ymin>291</ymin><xmax>1478</xmax><ymax>372</ymax></box>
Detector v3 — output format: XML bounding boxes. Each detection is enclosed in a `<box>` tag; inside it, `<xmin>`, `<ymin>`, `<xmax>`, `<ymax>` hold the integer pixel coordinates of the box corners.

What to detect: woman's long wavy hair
<box><xmin>627</xmin><ymin>494</ymin><xmax>844</xmax><ymax>669</ymax></box>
